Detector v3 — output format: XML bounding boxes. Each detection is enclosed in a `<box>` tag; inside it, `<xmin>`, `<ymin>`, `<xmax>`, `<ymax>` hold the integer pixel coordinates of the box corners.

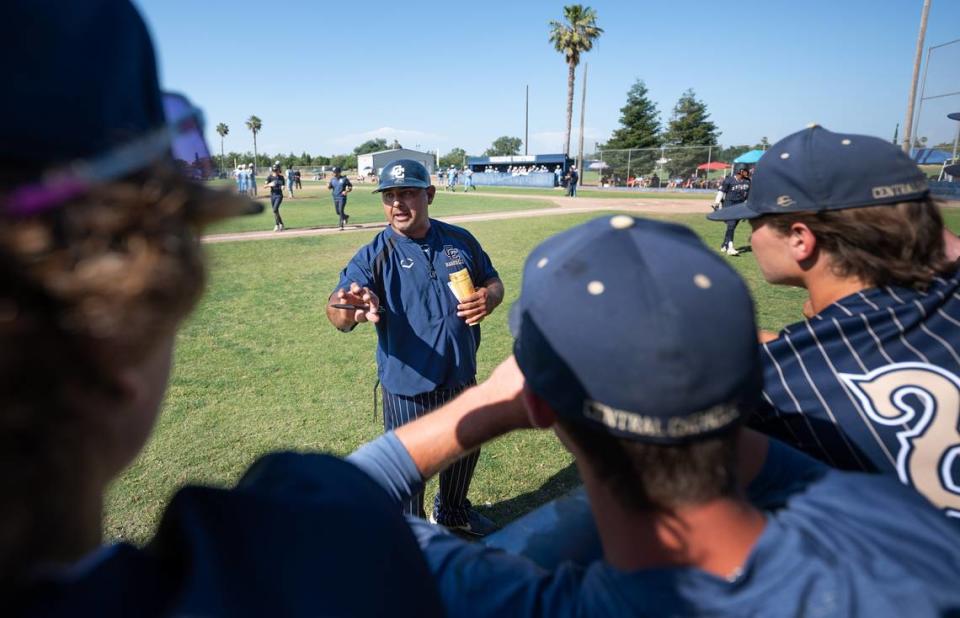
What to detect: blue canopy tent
<box><xmin>733</xmin><ymin>149</ymin><xmax>765</xmax><ymax>164</ymax></box>
<box><xmin>910</xmin><ymin>149</ymin><xmax>952</xmax><ymax>165</ymax></box>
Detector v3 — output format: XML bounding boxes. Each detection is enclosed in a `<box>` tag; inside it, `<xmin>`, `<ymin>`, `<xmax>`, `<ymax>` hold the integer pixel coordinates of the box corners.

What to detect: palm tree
<box><xmin>215</xmin><ymin>123</ymin><xmax>229</xmax><ymax>174</ymax></box>
<box><xmin>548</xmin><ymin>5</ymin><xmax>603</xmax><ymax>156</ymax></box>
<box><xmin>245</xmin><ymin>115</ymin><xmax>262</xmax><ymax>172</ymax></box>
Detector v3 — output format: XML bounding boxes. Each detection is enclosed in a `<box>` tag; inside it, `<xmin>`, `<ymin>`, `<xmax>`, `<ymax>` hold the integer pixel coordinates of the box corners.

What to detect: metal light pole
<box><xmin>524</xmin><ymin>85</ymin><xmax>529</xmax><ymax>156</ymax></box>
<box><xmin>577</xmin><ymin>63</ymin><xmax>588</xmax><ymax>179</ymax></box>
<box><xmin>902</xmin><ymin>0</ymin><xmax>932</xmax><ymax>153</ymax></box>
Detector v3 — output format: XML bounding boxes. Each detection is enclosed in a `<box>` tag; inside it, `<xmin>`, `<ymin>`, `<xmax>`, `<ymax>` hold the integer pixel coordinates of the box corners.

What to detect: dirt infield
<box><xmin>203</xmin><ymin>191</ymin><xmax>960</xmax><ymax>244</ymax></box>
<box><xmin>202</xmin><ymin>192</ymin><xmax>714</xmax><ymax>244</ymax></box>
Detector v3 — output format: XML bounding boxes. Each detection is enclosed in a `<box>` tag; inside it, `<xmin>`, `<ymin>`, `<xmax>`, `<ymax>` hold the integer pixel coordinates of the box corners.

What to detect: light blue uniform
<box><xmin>349</xmin><ymin>433</ymin><xmax>960</xmax><ymax>618</ymax></box>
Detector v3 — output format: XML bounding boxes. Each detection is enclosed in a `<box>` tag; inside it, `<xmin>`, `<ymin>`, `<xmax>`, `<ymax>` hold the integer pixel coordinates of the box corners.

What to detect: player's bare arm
<box><xmin>392</xmin><ymin>353</ymin><xmax>772</xmax><ymax>487</ymax></box>
<box><xmin>394</xmin><ymin>355</ymin><xmax>529</xmax><ymax>478</ymax></box>
<box><xmin>456</xmin><ymin>277</ymin><xmax>505</xmax><ymax>325</ymax></box>
<box><xmin>326</xmin><ymin>282</ymin><xmax>381</xmax><ymax>331</ymax></box>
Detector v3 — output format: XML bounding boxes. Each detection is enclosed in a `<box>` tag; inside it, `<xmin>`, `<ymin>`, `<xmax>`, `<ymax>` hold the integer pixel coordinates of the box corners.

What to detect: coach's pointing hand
<box><xmin>337</xmin><ymin>282</ymin><xmax>381</xmax><ymax>324</ymax></box>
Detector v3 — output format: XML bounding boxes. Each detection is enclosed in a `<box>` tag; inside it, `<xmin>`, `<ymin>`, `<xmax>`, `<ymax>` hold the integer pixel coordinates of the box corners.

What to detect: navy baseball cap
<box><xmin>708</xmin><ymin>125</ymin><xmax>929</xmax><ymax>222</ymax></box>
<box><xmin>374</xmin><ymin>159</ymin><xmax>432</xmax><ymax>193</ymax></box>
<box><xmin>509</xmin><ymin>215</ymin><xmax>761</xmax><ymax>444</ymax></box>
<box><xmin>2</xmin><ymin>0</ymin><xmax>262</xmax><ymax>219</ymax></box>
<box><xmin>3</xmin><ymin>0</ymin><xmax>164</xmax><ymax>169</ymax></box>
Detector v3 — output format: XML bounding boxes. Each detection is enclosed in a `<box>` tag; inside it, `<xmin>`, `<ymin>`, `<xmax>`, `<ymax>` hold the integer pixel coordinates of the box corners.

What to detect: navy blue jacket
<box><xmin>335</xmin><ymin>220</ymin><xmax>498</xmax><ymax>395</ymax></box>
<box><xmin>11</xmin><ymin>453</ymin><xmax>443</xmax><ymax>617</ymax></box>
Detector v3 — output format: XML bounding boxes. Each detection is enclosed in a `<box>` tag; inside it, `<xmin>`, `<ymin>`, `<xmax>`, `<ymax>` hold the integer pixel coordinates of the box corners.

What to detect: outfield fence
<box><xmin>593</xmin><ymin>145</ymin><xmax>725</xmax><ymax>189</ymax></box>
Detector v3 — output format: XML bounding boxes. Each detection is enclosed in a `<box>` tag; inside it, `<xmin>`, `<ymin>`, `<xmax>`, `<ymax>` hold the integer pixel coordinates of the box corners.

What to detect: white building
<box><xmin>356</xmin><ymin>148</ymin><xmax>436</xmax><ymax>177</ymax></box>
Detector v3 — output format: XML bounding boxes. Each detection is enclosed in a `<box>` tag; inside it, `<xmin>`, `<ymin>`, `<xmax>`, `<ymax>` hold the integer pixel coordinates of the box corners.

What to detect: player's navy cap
<box><xmin>509</xmin><ymin>215</ymin><xmax>761</xmax><ymax>444</ymax></box>
<box><xmin>708</xmin><ymin>125</ymin><xmax>929</xmax><ymax>222</ymax></box>
<box><xmin>374</xmin><ymin>159</ymin><xmax>432</xmax><ymax>193</ymax></box>
<box><xmin>3</xmin><ymin>0</ymin><xmax>165</xmax><ymax>169</ymax></box>
<box><xmin>1</xmin><ymin>0</ymin><xmax>262</xmax><ymax>218</ymax></box>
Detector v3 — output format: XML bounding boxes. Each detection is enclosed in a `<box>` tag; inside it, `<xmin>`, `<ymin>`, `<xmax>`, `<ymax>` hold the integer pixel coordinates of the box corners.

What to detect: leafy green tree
<box><xmin>245</xmin><ymin>115</ymin><xmax>262</xmax><ymax>173</ymax></box>
<box><xmin>389</xmin><ymin>139</ymin><xmax>403</xmax><ymax>149</ymax></box>
<box><xmin>484</xmin><ymin>136</ymin><xmax>523</xmax><ymax>157</ymax></box>
<box><xmin>440</xmin><ymin>147</ymin><xmax>467</xmax><ymax>169</ymax></box>
<box><xmin>548</xmin><ymin>5</ymin><xmax>603</xmax><ymax>156</ymax></box>
<box><xmin>353</xmin><ymin>138</ymin><xmax>388</xmax><ymax>155</ymax></box>
<box><xmin>330</xmin><ymin>154</ymin><xmax>353</xmax><ymax>170</ymax></box>
<box><xmin>215</xmin><ymin>123</ymin><xmax>229</xmax><ymax>173</ymax></box>
<box><xmin>661</xmin><ymin>89</ymin><xmax>719</xmax><ymax>178</ymax></box>
<box><xmin>601</xmin><ymin>79</ymin><xmax>661</xmax><ymax>179</ymax></box>
<box><xmin>281</xmin><ymin>152</ymin><xmax>298</xmax><ymax>169</ymax></box>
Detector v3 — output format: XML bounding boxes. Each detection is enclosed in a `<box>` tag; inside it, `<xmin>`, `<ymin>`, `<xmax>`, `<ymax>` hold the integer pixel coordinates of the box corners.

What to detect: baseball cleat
<box><xmin>429</xmin><ymin>508</ymin><xmax>499</xmax><ymax>538</ymax></box>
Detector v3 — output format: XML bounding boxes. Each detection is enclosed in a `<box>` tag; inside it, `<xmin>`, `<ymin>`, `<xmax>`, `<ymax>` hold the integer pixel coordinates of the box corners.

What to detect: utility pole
<box><xmin>524</xmin><ymin>85</ymin><xmax>529</xmax><ymax>155</ymax></box>
<box><xmin>902</xmin><ymin>0</ymin><xmax>932</xmax><ymax>153</ymax></box>
<box><xmin>577</xmin><ymin>63</ymin><xmax>588</xmax><ymax>177</ymax></box>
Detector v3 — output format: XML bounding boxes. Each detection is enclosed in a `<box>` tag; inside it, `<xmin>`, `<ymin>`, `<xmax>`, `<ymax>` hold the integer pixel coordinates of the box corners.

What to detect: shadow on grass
<box><xmin>475</xmin><ymin>462</ymin><xmax>581</xmax><ymax>525</ymax></box>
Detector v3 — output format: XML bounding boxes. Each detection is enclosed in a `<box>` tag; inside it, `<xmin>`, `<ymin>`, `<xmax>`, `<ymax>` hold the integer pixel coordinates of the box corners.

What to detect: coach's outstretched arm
<box><xmin>326</xmin><ymin>282</ymin><xmax>380</xmax><ymax>332</ymax></box>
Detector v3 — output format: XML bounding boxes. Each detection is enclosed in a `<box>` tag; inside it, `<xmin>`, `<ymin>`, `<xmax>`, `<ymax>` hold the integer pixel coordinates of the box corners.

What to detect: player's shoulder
<box><xmin>348</xmin><ymin>229</ymin><xmax>392</xmax><ymax>262</ymax></box>
<box><xmin>432</xmin><ymin>218</ymin><xmax>472</xmax><ymax>237</ymax></box>
<box><xmin>433</xmin><ymin>220</ymin><xmax>482</xmax><ymax>246</ymax></box>
<box><xmin>780</xmin><ymin>469</ymin><xmax>960</xmax><ymax>543</ymax></box>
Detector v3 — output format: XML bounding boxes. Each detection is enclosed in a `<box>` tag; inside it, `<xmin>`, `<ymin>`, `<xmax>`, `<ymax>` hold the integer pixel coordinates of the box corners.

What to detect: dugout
<box><xmin>357</xmin><ymin>148</ymin><xmax>436</xmax><ymax>177</ymax></box>
<box><xmin>466</xmin><ymin>154</ymin><xmax>573</xmax><ymax>187</ymax></box>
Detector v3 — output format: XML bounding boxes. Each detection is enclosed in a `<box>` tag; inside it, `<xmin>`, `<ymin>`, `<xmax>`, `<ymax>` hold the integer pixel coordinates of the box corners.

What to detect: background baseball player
<box><xmin>713</xmin><ymin>164</ymin><xmax>751</xmax><ymax>255</ymax></box>
<box><xmin>326</xmin><ymin>159</ymin><xmax>504</xmax><ymax>535</ymax></box>
<box><xmin>265</xmin><ymin>162</ymin><xmax>285</xmax><ymax>231</ymax></box>
<box><xmin>327</xmin><ymin>165</ymin><xmax>352</xmax><ymax>230</ymax></box>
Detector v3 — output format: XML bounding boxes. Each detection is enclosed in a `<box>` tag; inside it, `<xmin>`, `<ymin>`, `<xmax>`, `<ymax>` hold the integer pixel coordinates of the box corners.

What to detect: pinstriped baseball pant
<box><xmin>381</xmin><ymin>381</ymin><xmax>479</xmax><ymax>526</ymax></box>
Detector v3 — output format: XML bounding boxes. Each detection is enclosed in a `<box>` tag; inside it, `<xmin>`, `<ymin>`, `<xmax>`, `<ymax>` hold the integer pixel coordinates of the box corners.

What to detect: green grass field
<box><xmin>104</xmin><ymin>209</ymin><xmax>960</xmax><ymax>544</ymax></box>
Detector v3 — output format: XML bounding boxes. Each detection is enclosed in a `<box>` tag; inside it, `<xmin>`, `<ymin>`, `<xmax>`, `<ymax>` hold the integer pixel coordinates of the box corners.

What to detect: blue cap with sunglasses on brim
<box><xmin>708</xmin><ymin>125</ymin><xmax>929</xmax><ymax>222</ymax></box>
<box><xmin>374</xmin><ymin>159</ymin><xmax>432</xmax><ymax>193</ymax></box>
<box><xmin>509</xmin><ymin>215</ymin><xmax>762</xmax><ymax>444</ymax></box>
<box><xmin>1</xmin><ymin>0</ymin><xmax>261</xmax><ymax>218</ymax></box>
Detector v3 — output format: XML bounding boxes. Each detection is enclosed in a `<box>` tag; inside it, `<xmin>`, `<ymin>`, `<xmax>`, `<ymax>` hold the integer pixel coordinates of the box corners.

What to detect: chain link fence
<box><xmin>913</xmin><ymin>38</ymin><xmax>960</xmax><ymax>181</ymax></box>
<box><xmin>592</xmin><ymin>145</ymin><xmax>725</xmax><ymax>188</ymax></box>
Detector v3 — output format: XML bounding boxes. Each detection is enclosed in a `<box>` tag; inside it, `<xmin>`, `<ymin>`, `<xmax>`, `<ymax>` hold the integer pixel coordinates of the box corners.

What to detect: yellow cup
<box><xmin>448</xmin><ymin>268</ymin><xmax>475</xmax><ymax>302</ymax></box>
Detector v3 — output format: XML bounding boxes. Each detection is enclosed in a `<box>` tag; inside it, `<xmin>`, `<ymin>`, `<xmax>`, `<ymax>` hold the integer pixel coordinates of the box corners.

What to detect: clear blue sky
<box><xmin>133</xmin><ymin>0</ymin><xmax>960</xmax><ymax>158</ymax></box>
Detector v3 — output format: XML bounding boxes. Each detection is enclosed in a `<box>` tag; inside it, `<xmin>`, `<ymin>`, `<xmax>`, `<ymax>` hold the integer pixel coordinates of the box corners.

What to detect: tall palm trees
<box><xmin>548</xmin><ymin>5</ymin><xmax>602</xmax><ymax>156</ymax></box>
<box><xmin>245</xmin><ymin>115</ymin><xmax>262</xmax><ymax>172</ymax></box>
<box><xmin>215</xmin><ymin>123</ymin><xmax>229</xmax><ymax>174</ymax></box>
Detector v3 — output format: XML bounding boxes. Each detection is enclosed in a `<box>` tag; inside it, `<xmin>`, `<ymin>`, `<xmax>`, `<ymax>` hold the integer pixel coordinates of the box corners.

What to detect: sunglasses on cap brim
<box><xmin>3</xmin><ymin>92</ymin><xmax>254</xmax><ymax>218</ymax></box>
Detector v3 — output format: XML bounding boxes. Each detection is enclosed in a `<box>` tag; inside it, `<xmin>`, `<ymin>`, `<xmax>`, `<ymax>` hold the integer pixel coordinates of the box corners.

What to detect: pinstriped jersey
<box><xmin>754</xmin><ymin>269</ymin><xmax>960</xmax><ymax>518</ymax></box>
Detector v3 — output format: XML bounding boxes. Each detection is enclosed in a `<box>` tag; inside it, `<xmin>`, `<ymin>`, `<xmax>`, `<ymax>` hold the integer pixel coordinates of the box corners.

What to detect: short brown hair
<box><xmin>557</xmin><ymin>414</ymin><xmax>741</xmax><ymax>512</ymax></box>
<box><xmin>761</xmin><ymin>198</ymin><xmax>953</xmax><ymax>289</ymax></box>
